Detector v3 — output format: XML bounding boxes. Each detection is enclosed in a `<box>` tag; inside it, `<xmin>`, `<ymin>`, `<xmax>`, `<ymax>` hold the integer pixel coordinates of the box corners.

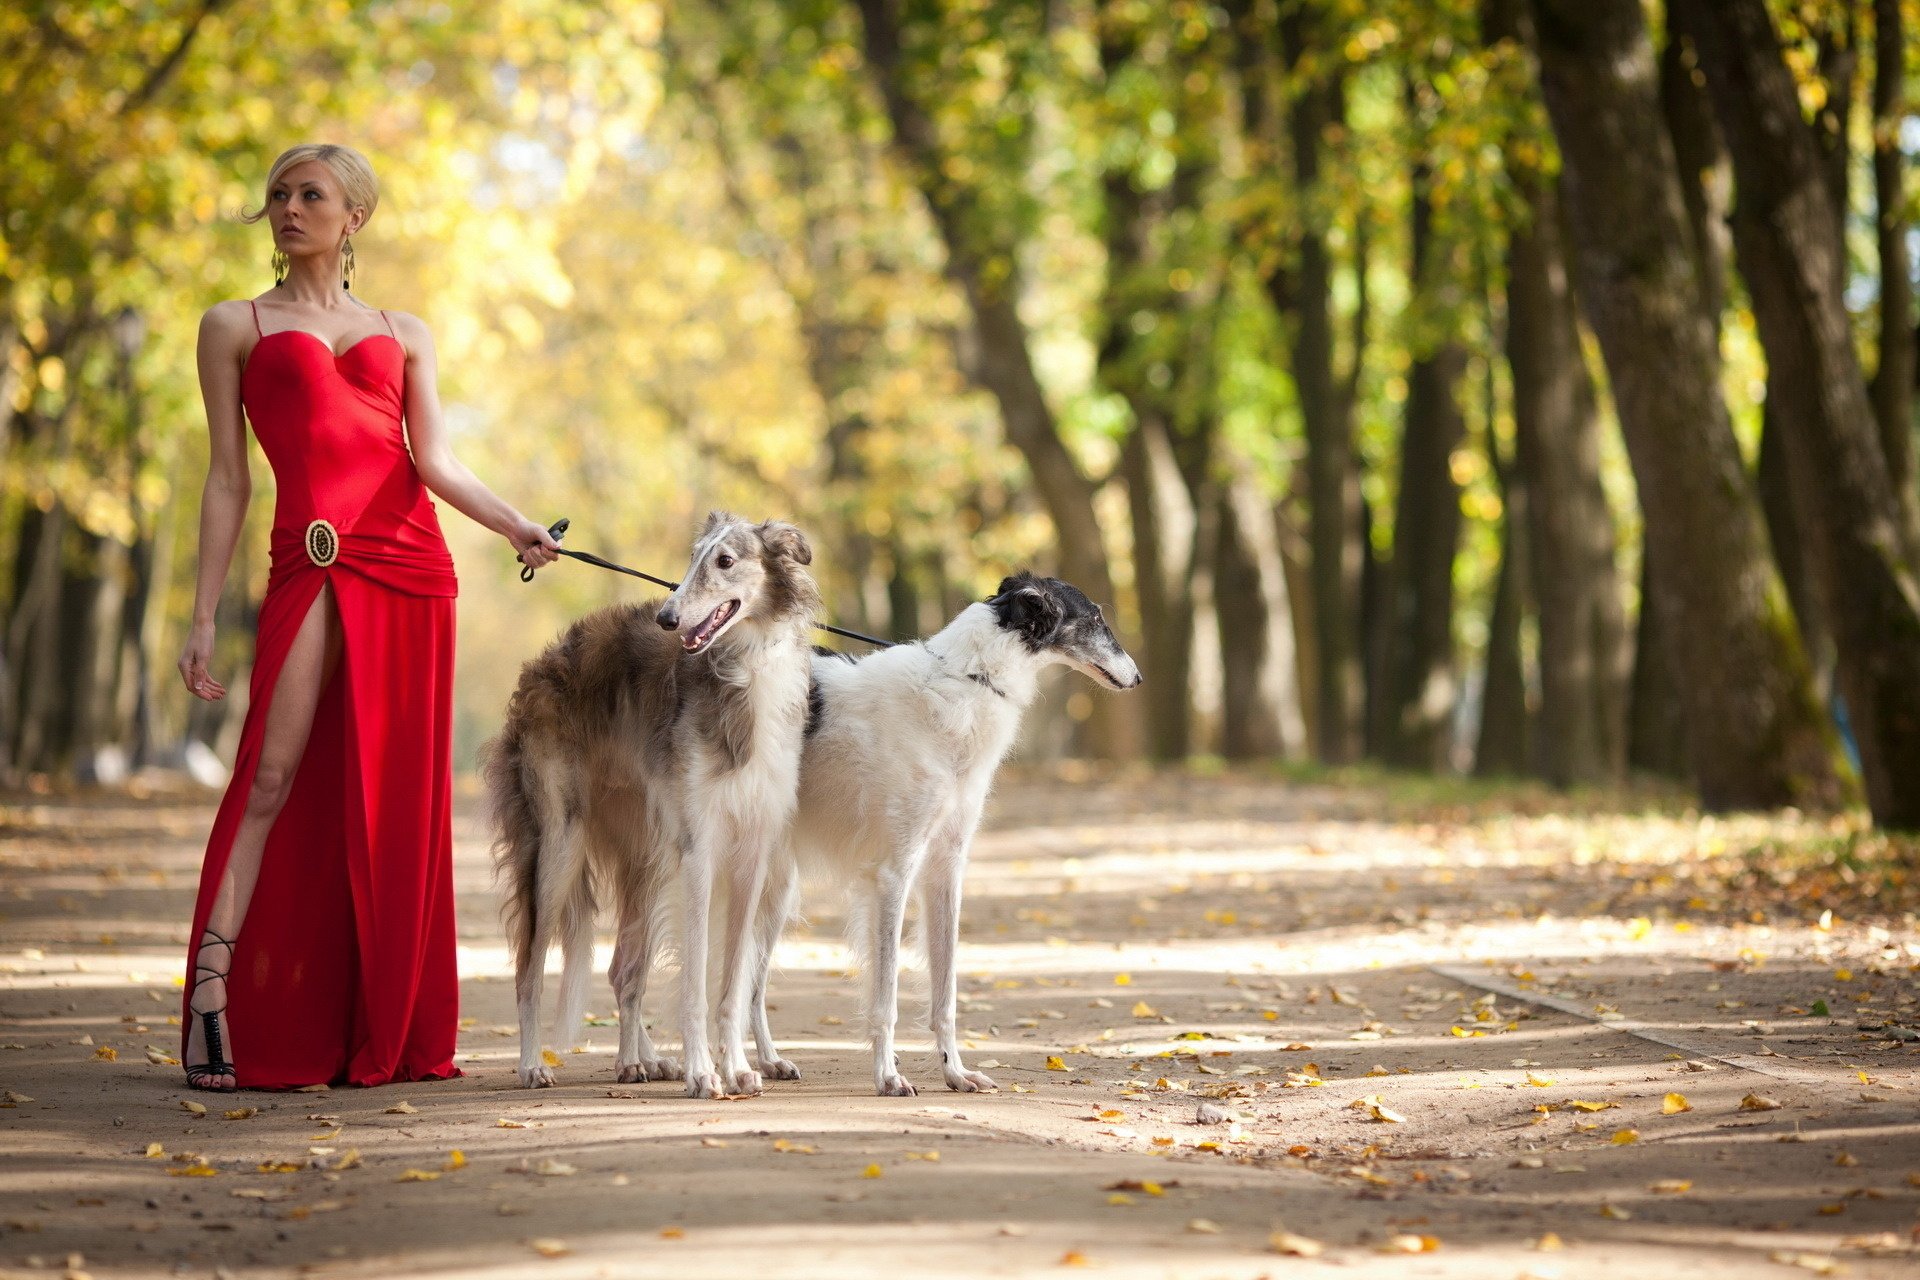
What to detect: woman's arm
<box><xmin>178</xmin><ymin>304</ymin><xmax>256</xmax><ymax>702</ymax></box>
<box><xmin>391</xmin><ymin>312</ymin><xmax>559</xmax><ymax>571</ymax></box>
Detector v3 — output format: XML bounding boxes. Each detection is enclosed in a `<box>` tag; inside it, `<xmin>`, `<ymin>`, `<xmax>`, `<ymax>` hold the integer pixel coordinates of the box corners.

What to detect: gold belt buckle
<box><xmin>305</xmin><ymin>519</ymin><xmax>339</xmax><ymax>568</ymax></box>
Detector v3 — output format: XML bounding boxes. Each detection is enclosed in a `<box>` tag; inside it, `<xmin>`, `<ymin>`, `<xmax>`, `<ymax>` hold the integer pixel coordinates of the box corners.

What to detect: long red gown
<box><xmin>179</xmin><ymin>302</ymin><xmax>462</xmax><ymax>1089</ymax></box>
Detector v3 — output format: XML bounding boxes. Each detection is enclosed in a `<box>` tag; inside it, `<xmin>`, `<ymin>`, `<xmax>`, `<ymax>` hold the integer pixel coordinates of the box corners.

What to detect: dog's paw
<box><xmin>757</xmin><ymin>1056</ymin><xmax>802</xmax><ymax>1081</ymax></box>
<box><xmin>727</xmin><ymin>1068</ymin><xmax>764</xmax><ymax>1097</ymax></box>
<box><xmin>616</xmin><ymin>1055</ymin><xmax>681</xmax><ymax>1083</ymax></box>
<box><xmin>944</xmin><ymin>1067</ymin><xmax>998</xmax><ymax>1093</ymax></box>
<box><xmin>684</xmin><ymin>1070</ymin><xmax>726</xmax><ymax>1099</ymax></box>
<box><xmin>876</xmin><ymin>1072</ymin><xmax>918</xmax><ymax>1097</ymax></box>
<box><xmin>517</xmin><ymin>1063</ymin><xmax>556</xmax><ymax>1089</ymax></box>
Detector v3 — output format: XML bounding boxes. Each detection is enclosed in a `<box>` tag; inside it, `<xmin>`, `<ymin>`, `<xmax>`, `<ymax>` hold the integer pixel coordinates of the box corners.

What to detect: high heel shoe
<box><xmin>186</xmin><ymin>929</ymin><xmax>237</xmax><ymax>1091</ymax></box>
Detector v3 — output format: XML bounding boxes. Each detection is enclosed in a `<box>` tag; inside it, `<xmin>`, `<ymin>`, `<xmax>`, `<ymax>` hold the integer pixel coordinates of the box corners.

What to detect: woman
<box><xmin>178</xmin><ymin>142</ymin><xmax>560</xmax><ymax>1090</ymax></box>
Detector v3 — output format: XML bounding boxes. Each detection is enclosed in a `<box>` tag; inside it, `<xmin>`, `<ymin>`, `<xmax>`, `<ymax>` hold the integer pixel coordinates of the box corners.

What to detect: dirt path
<box><xmin>3</xmin><ymin>770</ymin><xmax>1917</xmax><ymax>1278</ymax></box>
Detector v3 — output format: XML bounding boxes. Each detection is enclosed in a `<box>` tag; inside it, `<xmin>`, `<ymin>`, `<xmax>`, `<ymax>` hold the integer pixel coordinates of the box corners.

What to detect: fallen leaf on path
<box><xmin>863</xmin><ymin>1164</ymin><xmax>883</xmax><ymax>1179</ymax></box>
<box><xmin>1564</xmin><ymin>1100</ymin><xmax>1616</xmax><ymax>1113</ymax></box>
<box><xmin>541</xmin><ymin>1049</ymin><xmax>562</xmax><ymax>1068</ymax></box>
<box><xmin>905</xmin><ymin>1150</ymin><xmax>939</xmax><ymax>1161</ymax></box>
<box><xmin>528</xmin><ymin>1239</ymin><xmax>569</xmax><ymax>1257</ymax></box>
<box><xmin>2</xmin><ymin>1091</ymin><xmax>32</xmax><ymax>1104</ymax></box>
<box><xmin>1268</xmin><ymin>1229</ymin><xmax>1324</xmax><ymax>1257</ymax></box>
<box><xmin>1769</xmin><ymin>1252</ymin><xmax>1843</xmax><ymax>1275</ymax></box>
<box><xmin>1104</xmin><ymin>1180</ymin><xmax>1171</xmax><ymax>1194</ymax></box>
<box><xmin>1833</xmin><ymin>1151</ymin><xmax>1858</xmax><ymax>1167</ymax></box>
<box><xmin>660</xmin><ymin>1226</ymin><xmax>685</xmax><ymax>1239</ymax></box>
<box><xmin>1113</xmin><ymin>974</ymin><xmax>1132</xmax><ymax>986</ymax></box>
<box><xmin>1187</xmin><ymin>1218</ymin><xmax>1220</xmax><ymax>1234</ymax></box>
<box><xmin>443</xmin><ymin>1149</ymin><xmax>466</xmax><ymax>1171</ymax></box>
<box><xmin>146</xmin><ymin>1047</ymin><xmax>178</xmax><ymax>1065</ymax></box>
<box><xmin>1598</xmin><ymin>1203</ymin><xmax>1631</xmax><ymax>1220</ymax></box>
<box><xmin>1106</xmin><ymin>1193</ymin><xmax>1134</xmax><ymax>1206</ymax></box>
<box><xmin>528</xmin><ymin>1158</ymin><xmax>576</xmax><ymax>1176</ymax></box>
<box><xmin>496</xmin><ymin>1118</ymin><xmax>530</xmax><ymax>1129</ymax></box>
<box><xmin>1526</xmin><ymin>1073</ymin><xmax>1554</xmax><ymax>1087</ymax></box>
<box><xmin>1817</xmin><ymin>1203</ymin><xmax>1846</xmax><ymax>1215</ymax></box>
<box><xmin>332</xmin><ymin>1150</ymin><xmax>361</xmax><ymax>1170</ymax></box>
<box><xmin>93</xmin><ymin>1046</ymin><xmax>117</xmax><ymax>1061</ymax></box>
<box><xmin>385</xmin><ymin>1100</ymin><xmax>418</xmax><ymax>1115</ymax></box>
<box><xmin>1045</xmin><ymin>1056</ymin><xmax>1067</xmax><ymax>1071</ymax></box>
<box><xmin>1382</xmin><ymin>1234</ymin><xmax>1440</xmax><ymax>1253</ymax></box>
<box><xmin>700</xmin><ymin>1137</ymin><xmax>728</xmax><ymax>1148</ymax></box>
<box><xmin>169</xmin><ymin>1160</ymin><xmax>218</xmax><ymax>1177</ymax></box>
<box><xmin>230</xmin><ymin>1188</ymin><xmax>292</xmax><ymax>1202</ymax></box>
<box><xmin>1651</xmin><ymin>1179</ymin><xmax>1693</xmax><ymax>1194</ymax></box>
<box><xmin>1131</xmin><ymin>1002</ymin><xmax>1157</xmax><ymax>1018</ymax></box>
<box><xmin>1663</xmin><ymin>1093</ymin><xmax>1692</xmax><ymax>1114</ymax></box>
<box><xmin>771</xmin><ymin>1139</ymin><xmax>815</xmax><ymax>1155</ymax></box>
<box><xmin>1741</xmin><ymin>1094</ymin><xmax>1783</xmax><ymax>1112</ymax></box>
<box><xmin>1060</xmin><ymin>1248</ymin><xmax>1091</xmax><ymax>1266</ymax></box>
<box><xmin>1535</xmin><ymin>1232</ymin><xmax>1564</xmax><ymax>1251</ymax></box>
<box><xmin>223</xmin><ymin>1107</ymin><xmax>257</xmax><ymax>1121</ymax></box>
<box><xmin>1612</xmin><ymin>1129</ymin><xmax>1639</xmax><ymax>1145</ymax></box>
<box><xmin>396</xmin><ymin>1169</ymin><xmax>440</xmax><ymax>1182</ymax></box>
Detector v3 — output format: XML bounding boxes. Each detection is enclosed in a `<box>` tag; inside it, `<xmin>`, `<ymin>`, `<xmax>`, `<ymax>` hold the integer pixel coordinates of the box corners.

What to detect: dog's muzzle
<box><xmin>305</xmin><ymin>519</ymin><xmax>339</xmax><ymax>568</ymax></box>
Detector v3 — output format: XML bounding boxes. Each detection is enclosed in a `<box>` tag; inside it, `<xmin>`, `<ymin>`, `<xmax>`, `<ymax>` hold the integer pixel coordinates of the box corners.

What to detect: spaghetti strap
<box><xmin>379</xmin><ymin>309</ymin><xmax>396</xmax><ymax>338</ymax></box>
<box><xmin>249</xmin><ymin>300</ymin><xmax>263</xmax><ymax>336</ymax></box>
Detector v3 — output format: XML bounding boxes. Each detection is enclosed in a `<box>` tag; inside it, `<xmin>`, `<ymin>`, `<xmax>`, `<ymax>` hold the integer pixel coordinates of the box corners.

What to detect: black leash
<box><xmin>519</xmin><ymin>517</ymin><xmax>896</xmax><ymax>650</ymax></box>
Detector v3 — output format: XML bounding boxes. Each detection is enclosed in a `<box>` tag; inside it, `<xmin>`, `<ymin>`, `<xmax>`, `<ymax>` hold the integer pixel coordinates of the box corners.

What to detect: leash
<box><xmin>519</xmin><ymin>517</ymin><xmax>896</xmax><ymax>650</ymax></box>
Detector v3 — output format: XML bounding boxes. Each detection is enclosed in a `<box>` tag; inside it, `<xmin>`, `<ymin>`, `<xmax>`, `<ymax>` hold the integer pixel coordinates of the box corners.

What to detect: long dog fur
<box><xmin>752</xmin><ymin>572</ymin><xmax>1142</xmax><ymax>1095</ymax></box>
<box><xmin>484</xmin><ymin>512</ymin><xmax>819</xmax><ymax>1097</ymax></box>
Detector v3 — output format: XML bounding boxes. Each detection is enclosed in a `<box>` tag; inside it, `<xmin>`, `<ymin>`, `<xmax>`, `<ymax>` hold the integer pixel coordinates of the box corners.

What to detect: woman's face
<box><xmin>266</xmin><ymin>160</ymin><xmax>364</xmax><ymax>257</ymax></box>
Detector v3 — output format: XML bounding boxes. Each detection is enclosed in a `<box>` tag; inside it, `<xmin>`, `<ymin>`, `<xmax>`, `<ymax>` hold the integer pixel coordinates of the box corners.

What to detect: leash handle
<box><xmin>518</xmin><ymin>517</ymin><xmax>570</xmax><ymax>583</ymax></box>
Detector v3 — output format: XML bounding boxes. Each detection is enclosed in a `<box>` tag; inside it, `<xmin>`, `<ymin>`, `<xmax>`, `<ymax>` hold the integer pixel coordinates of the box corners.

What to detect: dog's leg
<box><xmin>749</xmin><ymin>855</ymin><xmax>801</xmax><ymax>1081</ymax></box>
<box><xmin>676</xmin><ymin>831</ymin><xmax>725</xmax><ymax>1099</ymax></box>
<box><xmin>610</xmin><ymin>890</ymin><xmax>680</xmax><ymax>1083</ymax></box>
<box><xmin>866</xmin><ymin>859</ymin><xmax>919</xmax><ymax>1097</ymax></box>
<box><xmin>924</xmin><ymin>830</ymin><xmax>996</xmax><ymax>1092</ymax></box>
<box><xmin>516</xmin><ymin>808</ymin><xmax>581</xmax><ymax>1089</ymax></box>
<box><xmin>713</xmin><ymin>842</ymin><xmax>771</xmax><ymax>1097</ymax></box>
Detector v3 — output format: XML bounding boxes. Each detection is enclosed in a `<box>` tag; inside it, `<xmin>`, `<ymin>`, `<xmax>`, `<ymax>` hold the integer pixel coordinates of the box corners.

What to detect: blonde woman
<box><xmin>177</xmin><ymin>143</ymin><xmax>560</xmax><ymax>1090</ymax></box>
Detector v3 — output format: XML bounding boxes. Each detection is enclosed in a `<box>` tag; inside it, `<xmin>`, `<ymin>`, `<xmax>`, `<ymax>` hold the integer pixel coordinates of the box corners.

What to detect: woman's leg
<box><xmin>186</xmin><ymin>584</ymin><xmax>343</xmax><ymax>1087</ymax></box>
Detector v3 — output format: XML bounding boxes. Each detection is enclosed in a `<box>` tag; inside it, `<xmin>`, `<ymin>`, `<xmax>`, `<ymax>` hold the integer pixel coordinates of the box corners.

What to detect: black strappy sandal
<box><xmin>186</xmin><ymin>929</ymin><xmax>237</xmax><ymax>1092</ymax></box>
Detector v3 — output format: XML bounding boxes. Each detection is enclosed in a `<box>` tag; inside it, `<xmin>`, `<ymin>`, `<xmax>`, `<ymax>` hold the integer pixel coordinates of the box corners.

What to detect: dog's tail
<box><xmin>481</xmin><ymin>719</ymin><xmax>542</xmax><ymax>978</ymax></box>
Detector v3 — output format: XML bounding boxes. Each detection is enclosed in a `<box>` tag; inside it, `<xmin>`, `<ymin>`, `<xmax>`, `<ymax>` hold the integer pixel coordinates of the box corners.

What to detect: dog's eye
<box><xmin>716</xmin><ymin>554</ymin><xmax>735</xmax><ymax>570</ymax></box>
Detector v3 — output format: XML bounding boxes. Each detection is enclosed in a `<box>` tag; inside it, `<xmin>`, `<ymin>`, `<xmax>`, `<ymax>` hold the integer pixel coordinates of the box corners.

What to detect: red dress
<box><xmin>179</xmin><ymin>302</ymin><xmax>462</xmax><ymax>1088</ymax></box>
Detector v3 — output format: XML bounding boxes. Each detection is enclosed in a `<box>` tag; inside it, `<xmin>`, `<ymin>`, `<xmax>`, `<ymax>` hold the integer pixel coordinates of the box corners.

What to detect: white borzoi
<box><xmin>484</xmin><ymin>512</ymin><xmax>818</xmax><ymax>1098</ymax></box>
<box><xmin>749</xmin><ymin>572</ymin><xmax>1142</xmax><ymax>1096</ymax></box>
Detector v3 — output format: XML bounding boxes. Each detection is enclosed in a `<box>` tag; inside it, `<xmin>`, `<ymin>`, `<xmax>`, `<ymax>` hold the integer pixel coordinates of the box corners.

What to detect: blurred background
<box><xmin>4</xmin><ymin>0</ymin><xmax>1918</xmax><ymax>828</ymax></box>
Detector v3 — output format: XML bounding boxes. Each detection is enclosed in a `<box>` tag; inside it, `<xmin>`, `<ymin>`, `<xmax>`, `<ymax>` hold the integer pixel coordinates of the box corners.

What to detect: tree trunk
<box><xmin>1371</xmin><ymin>160</ymin><xmax>1466</xmax><ymax>771</ymax></box>
<box><xmin>1215</xmin><ymin>472</ymin><xmax>1306</xmax><ymax>759</ymax></box>
<box><xmin>1757</xmin><ymin>403</ymin><xmax>1834</xmax><ymax>698</ymax></box>
<box><xmin>1626</xmin><ymin>552</ymin><xmax>1690</xmax><ymax>777</ymax></box>
<box><xmin>854</xmin><ymin>0</ymin><xmax>1139</xmax><ymax>758</ymax></box>
<box><xmin>1122</xmin><ymin>416</ymin><xmax>1199</xmax><ymax>759</ymax></box>
<box><xmin>1869</xmin><ymin>0</ymin><xmax>1916</xmax><ymax>530</ymax></box>
<box><xmin>1528</xmin><ymin>0</ymin><xmax>1840</xmax><ymax>810</ymax></box>
<box><xmin>1277</xmin><ymin>7</ymin><xmax>1365</xmax><ymax>765</ymax></box>
<box><xmin>1673</xmin><ymin>0</ymin><xmax>1920</xmax><ymax>827</ymax></box>
<box><xmin>1490</xmin><ymin>0</ymin><xmax>1629</xmax><ymax>785</ymax></box>
<box><xmin>1475</xmin><ymin>459</ymin><xmax>1531</xmax><ymax>777</ymax></box>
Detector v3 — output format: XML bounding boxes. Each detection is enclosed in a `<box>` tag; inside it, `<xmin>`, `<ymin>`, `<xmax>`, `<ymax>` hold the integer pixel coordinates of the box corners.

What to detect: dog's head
<box><xmin>657</xmin><ymin>512</ymin><xmax>819</xmax><ymax>655</ymax></box>
<box><xmin>987</xmin><ymin>572</ymin><xmax>1142</xmax><ymax>691</ymax></box>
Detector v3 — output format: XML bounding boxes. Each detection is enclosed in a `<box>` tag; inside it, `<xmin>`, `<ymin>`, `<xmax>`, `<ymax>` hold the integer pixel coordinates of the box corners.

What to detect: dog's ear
<box><xmin>700</xmin><ymin>510</ymin><xmax>737</xmax><ymax>539</ymax></box>
<box><xmin>996</xmin><ymin>582</ymin><xmax>1062</xmax><ymax>643</ymax></box>
<box><xmin>757</xmin><ymin>520</ymin><xmax>813</xmax><ymax>565</ymax></box>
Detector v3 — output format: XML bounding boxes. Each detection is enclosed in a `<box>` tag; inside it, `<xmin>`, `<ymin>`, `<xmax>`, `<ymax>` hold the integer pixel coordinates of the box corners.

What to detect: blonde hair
<box><xmin>240</xmin><ymin>143</ymin><xmax>379</xmax><ymax>227</ymax></box>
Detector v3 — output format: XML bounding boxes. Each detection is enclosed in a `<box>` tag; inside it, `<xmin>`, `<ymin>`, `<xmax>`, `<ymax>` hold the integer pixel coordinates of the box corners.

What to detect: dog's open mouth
<box><xmin>682</xmin><ymin>600</ymin><xmax>740</xmax><ymax>654</ymax></box>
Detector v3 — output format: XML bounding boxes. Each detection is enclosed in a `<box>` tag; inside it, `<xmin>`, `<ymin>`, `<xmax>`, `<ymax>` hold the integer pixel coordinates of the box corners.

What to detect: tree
<box><xmin>1526</xmin><ymin>0</ymin><xmax>1840</xmax><ymax>810</ymax></box>
<box><xmin>1672</xmin><ymin>0</ymin><xmax>1920</xmax><ymax>828</ymax></box>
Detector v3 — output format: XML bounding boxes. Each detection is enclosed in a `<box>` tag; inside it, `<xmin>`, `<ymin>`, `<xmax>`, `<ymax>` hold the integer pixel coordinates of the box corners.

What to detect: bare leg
<box><xmin>677</xmin><ymin>833</ymin><xmax>722</xmax><ymax>1098</ymax></box>
<box><xmin>186</xmin><ymin>584</ymin><xmax>342</xmax><ymax>1089</ymax></box>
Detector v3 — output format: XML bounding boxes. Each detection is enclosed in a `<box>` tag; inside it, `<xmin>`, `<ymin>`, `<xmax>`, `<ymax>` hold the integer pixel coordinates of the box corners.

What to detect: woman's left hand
<box><xmin>510</xmin><ymin>518</ymin><xmax>562</xmax><ymax>571</ymax></box>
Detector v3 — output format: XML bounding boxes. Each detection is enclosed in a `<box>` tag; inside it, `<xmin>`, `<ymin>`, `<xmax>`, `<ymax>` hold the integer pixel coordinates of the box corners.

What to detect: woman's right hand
<box><xmin>178</xmin><ymin>621</ymin><xmax>227</xmax><ymax>701</ymax></box>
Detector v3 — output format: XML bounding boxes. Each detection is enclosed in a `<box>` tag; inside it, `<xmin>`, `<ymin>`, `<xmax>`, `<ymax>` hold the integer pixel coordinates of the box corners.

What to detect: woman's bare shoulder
<box><xmin>198</xmin><ymin>300</ymin><xmax>257</xmax><ymax>350</ymax></box>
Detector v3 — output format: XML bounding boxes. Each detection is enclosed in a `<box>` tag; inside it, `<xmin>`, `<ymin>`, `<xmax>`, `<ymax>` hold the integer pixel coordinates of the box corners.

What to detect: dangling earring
<box><xmin>342</xmin><ymin>238</ymin><xmax>356</xmax><ymax>291</ymax></box>
<box><xmin>271</xmin><ymin>248</ymin><xmax>289</xmax><ymax>286</ymax></box>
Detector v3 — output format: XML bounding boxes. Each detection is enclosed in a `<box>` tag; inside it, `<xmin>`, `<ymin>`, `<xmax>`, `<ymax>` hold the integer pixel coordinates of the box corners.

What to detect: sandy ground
<box><xmin>2</xmin><ymin>768</ymin><xmax>1918</xmax><ymax>1280</ymax></box>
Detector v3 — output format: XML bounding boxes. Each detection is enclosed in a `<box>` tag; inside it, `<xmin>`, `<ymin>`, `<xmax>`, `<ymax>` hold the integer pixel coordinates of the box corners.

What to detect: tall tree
<box><xmin>1526</xmin><ymin>0</ymin><xmax>1840</xmax><ymax>810</ymax></box>
<box><xmin>1485</xmin><ymin>0</ymin><xmax>1628</xmax><ymax>787</ymax></box>
<box><xmin>1370</xmin><ymin>117</ymin><xmax>1468</xmax><ymax>770</ymax></box>
<box><xmin>1869</xmin><ymin>0</ymin><xmax>1916</xmax><ymax>524</ymax></box>
<box><xmin>1274</xmin><ymin>0</ymin><xmax>1368</xmax><ymax>764</ymax></box>
<box><xmin>1672</xmin><ymin>0</ymin><xmax>1920</xmax><ymax>828</ymax></box>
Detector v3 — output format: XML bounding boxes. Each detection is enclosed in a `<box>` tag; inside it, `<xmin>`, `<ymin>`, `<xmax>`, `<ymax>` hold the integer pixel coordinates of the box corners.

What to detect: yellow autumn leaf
<box><xmin>1612</xmin><ymin>1128</ymin><xmax>1639</xmax><ymax>1145</ymax></box>
<box><xmin>1268</xmin><ymin>1229</ymin><xmax>1324</xmax><ymax>1257</ymax></box>
<box><xmin>905</xmin><ymin>1150</ymin><xmax>938</xmax><ymax>1161</ymax></box>
<box><xmin>1834</xmin><ymin>968</ymin><xmax>1853</xmax><ymax>982</ymax></box>
<box><xmin>1187</xmin><ymin>1218</ymin><xmax>1221</xmax><ymax>1233</ymax></box>
<box><xmin>224</xmin><ymin>1107</ymin><xmax>258</xmax><ymax>1120</ymax></box>
<box><xmin>444</xmin><ymin>1149</ymin><xmax>466</xmax><ymax>1170</ymax></box>
<box><xmin>1598</xmin><ymin>1203</ymin><xmax>1632</xmax><ymax>1220</ymax></box>
<box><xmin>1663</xmin><ymin>1092</ymin><xmax>1692</xmax><ymax>1114</ymax></box>
<box><xmin>169</xmin><ymin>1161</ymin><xmax>218</xmax><ymax>1177</ymax></box>
<box><xmin>1046</xmin><ymin>1056</ymin><xmax>1067</xmax><ymax>1071</ymax></box>
<box><xmin>1106</xmin><ymin>1193</ymin><xmax>1134</xmax><ymax>1206</ymax></box>
<box><xmin>1130</xmin><ymin>1001</ymin><xmax>1156</xmax><ymax>1018</ymax></box>
<box><xmin>1535</xmin><ymin>1232</ymin><xmax>1564</xmax><ymax>1251</ymax></box>
<box><xmin>1382</xmin><ymin>1234</ymin><xmax>1441</xmax><ymax>1253</ymax></box>
<box><xmin>1060</xmin><ymin>1249</ymin><xmax>1091</xmax><ymax>1267</ymax></box>
<box><xmin>529</xmin><ymin>1239</ymin><xmax>570</xmax><ymax>1257</ymax></box>
<box><xmin>1112</xmin><ymin>974</ymin><xmax>1132</xmax><ymax>987</ymax></box>
<box><xmin>771</xmin><ymin>1139</ymin><xmax>815</xmax><ymax>1155</ymax></box>
<box><xmin>496</xmin><ymin>1118</ymin><xmax>529</xmax><ymax>1128</ymax></box>
<box><xmin>332</xmin><ymin>1149</ymin><xmax>362</xmax><ymax>1170</ymax></box>
<box><xmin>863</xmin><ymin>1163</ymin><xmax>883</xmax><ymax>1178</ymax></box>
<box><xmin>181</xmin><ymin>1099</ymin><xmax>206</xmax><ymax>1116</ymax></box>
<box><xmin>1526</xmin><ymin>1073</ymin><xmax>1554</xmax><ymax>1087</ymax></box>
<box><xmin>541</xmin><ymin>1049</ymin><xmax>562</xmax><ymax>1067</ymax></box>
<box><xmin>396</xmin><ymin>1168</ymin><xmax>441</xmax><ymax>1182</ymax></box>
<box><xmin>1817</xmin><ymin>1203</ymin><xmax>1846</xmax><ymax>1216</ymax></box>
<box><xmin>1740</xmin><ymin>1093</ymin><xmax>1782</xmax><ymax>1111</ymax></box>
<box><xmin>145</xmin><ymin>1142</ymin><xmax>165</xmax><ymax>1158</ymax></box>
<box><xmin>660</xmin><ymin>1226</ymin><xmax>685</xmax><ymax>1239</ymax></box>
<box><xmin>1651</xmin><ymin>1179</ymin><xmax>1692</xmax><ymax>1194</ymax></box>
<box><xmin>94</xmin><ymin>1045</ymin><xmax>118</xmax><ymax>1061</ymax></box>
<box><xmin>1566</xmin><ymin>1100</ymin><xmax>1615</xmax><ymax>1112</ymax></box>
<box><xmin>385</xmin><ymin>1100</ymin><xmax>418</xmax><ymax>1115</ymax></box>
